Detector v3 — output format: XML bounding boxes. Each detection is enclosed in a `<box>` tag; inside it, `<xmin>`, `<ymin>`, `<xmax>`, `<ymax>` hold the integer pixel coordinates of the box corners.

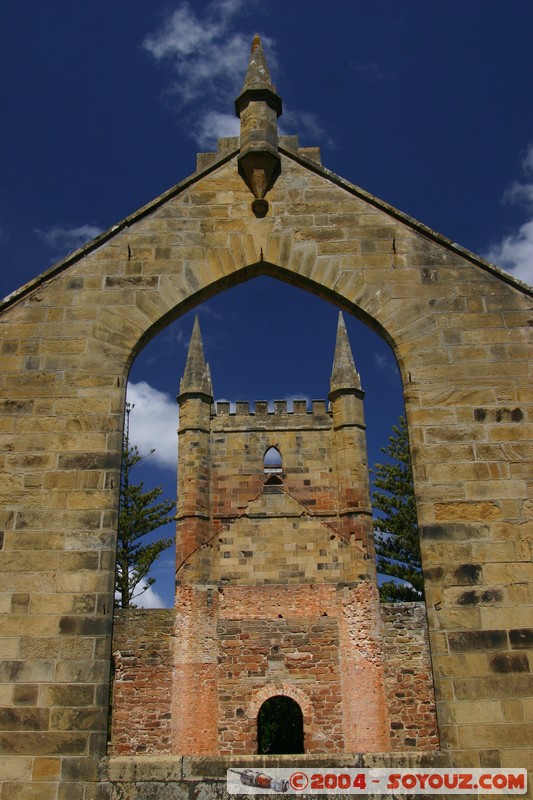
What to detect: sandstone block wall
<box><xmin>211</xmin><ymin>502</ymin><xmax>362</xmax><ymax>585</ymax></box>
<box><xmin>210</xmin><ymin>402</ymin><xmax>335</xmax><ymax>519</ymax></box>
<box><xmin>0</xmin><ymin>135</ymin><xmax>531</xmax><ymax>796</ymax></box>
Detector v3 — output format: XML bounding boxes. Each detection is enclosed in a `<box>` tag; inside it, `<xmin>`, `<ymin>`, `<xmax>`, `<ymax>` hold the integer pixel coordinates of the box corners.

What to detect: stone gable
<box><xmin>0</xmin><ymin>35</ymin><xmax>531</xmax><ymax>800</ymax></box>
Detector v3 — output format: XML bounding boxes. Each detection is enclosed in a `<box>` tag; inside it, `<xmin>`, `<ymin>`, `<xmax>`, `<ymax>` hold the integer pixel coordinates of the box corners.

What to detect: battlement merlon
<box><xmin>212</xmin><ymin>399</ymin><xmax>332</xmax><ymax>429</ymax></box>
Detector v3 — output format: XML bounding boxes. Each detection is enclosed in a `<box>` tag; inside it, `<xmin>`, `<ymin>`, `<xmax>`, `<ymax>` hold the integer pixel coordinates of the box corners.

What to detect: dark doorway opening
<box><xmin>257</xmin><ymin>695</ymin><xmax>304</xmax><ymax>754</ymax></box>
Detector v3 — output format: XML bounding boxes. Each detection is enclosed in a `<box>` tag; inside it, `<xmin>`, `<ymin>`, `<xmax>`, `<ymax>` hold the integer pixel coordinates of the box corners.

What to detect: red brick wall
<box><xmin>110</xmin><ymin>609</ymin><xmax>174</xmax><ymax>755</ymax></box>
<box><xmin>110</xmin><ymin>594</ymin><xmax>439</xmax><ymax>756</ymax></box>
<box><xmin>337</xmin><ymin>581</ymin><xmax>391</xmax><ymax>751</ymax></box>
<box><xmin>381</xmin><ymin>602</ymin><xmax>440</xmax><ymax>751</ymax></box>
<box><xmin>217</xmin><ymin>584</ymin><xmax>344</xmax><ymax>754</ymax></box>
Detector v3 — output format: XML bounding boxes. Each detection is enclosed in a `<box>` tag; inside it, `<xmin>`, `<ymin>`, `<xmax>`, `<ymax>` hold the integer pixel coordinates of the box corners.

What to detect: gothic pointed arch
<box><xmin>0</xmin><ymin>29</ymin><xmax>530</xmax><ymax>796</ymax></box>
<box><xmin>264</xmin><ymin>444</ymin><xmax>282</xmax><ymax>470</ymax></box>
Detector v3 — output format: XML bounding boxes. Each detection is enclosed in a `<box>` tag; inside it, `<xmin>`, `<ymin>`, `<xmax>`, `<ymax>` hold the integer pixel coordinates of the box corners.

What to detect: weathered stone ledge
<box><xmin>104</xmin><ymin>750</ymin><xmax>451</xmax><ymax>782</ymax></box>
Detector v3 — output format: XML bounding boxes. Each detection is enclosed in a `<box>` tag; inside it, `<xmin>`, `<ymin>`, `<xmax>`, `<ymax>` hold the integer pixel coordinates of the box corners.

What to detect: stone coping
<box><xmin>104</xmin><ymin>751</ymin><xmax>450</xmax><ymax>782</ymax></box>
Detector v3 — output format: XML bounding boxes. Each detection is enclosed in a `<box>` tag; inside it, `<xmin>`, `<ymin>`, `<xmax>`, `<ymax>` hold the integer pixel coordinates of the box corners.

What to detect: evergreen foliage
<box><xmin>372</xmin><ymin>415</ymin><xmax>423</xmax><ymax>602</ymax></box>
<box><xmin>115</xmin><ymin>404</ymin><xmax>175</xmax><ymax>608</ymax></box>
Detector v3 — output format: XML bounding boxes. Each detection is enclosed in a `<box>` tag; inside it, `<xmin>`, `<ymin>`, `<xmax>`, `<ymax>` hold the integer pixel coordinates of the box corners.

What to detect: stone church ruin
<box><xmin>0</xmin><ymin>35</ymin><xmax>531</xmax><ymax>799</ymax></box>
<box><xmin>111</xmin><ymin>313</ymin><xmax>438</xmax><ymax>757</ymax></box>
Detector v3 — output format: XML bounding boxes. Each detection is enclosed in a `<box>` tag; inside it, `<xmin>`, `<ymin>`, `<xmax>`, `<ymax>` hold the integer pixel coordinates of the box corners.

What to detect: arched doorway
<box><xmin>257</xmin><ymin>696</ymin><xmax>304</xmax><ymax>755</ymax></box>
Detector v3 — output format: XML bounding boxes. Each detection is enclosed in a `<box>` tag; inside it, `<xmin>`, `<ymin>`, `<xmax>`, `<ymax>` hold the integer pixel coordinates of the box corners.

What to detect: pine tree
<box><xmin>372</xmin><ymin>415</ymin><xmax>423</xmax><ymax>602</ymax></box>
<box><xmin>115</xmin><ymin>404</ymin><xmax>175</xmax><ymax>608</ymax></box>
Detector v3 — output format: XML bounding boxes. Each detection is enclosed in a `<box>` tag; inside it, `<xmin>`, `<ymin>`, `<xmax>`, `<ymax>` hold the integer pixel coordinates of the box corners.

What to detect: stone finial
<box><xmin>236</xmin><ymin>34</ymin><xmax>281</xmax><ymax>108</ymax></box>
<box><xmin>329</xmin><ymin>312</ymin><xmax>362</xmax><ymax>395</ymax></box>
<box><xmin>179</xmin><ymin>316</ymin><xmax>213</xmax><ymax>398</ymax></box>
<box><xmin>235</xmin><ymin>35</ymin><xmax>282</xmax><ymax>218</ymax></box>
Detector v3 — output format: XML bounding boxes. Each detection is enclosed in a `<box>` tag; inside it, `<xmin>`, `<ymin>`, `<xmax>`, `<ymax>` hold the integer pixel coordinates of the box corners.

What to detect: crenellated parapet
<box><xmin>175</xmin><ymin>313</ymin><xmax>375</xmax><ymax>583</ymax></box>
<box><xmin>213</xmin><ymin>398</ymin><xmax>331</xmax><ymax>429</ymax></box>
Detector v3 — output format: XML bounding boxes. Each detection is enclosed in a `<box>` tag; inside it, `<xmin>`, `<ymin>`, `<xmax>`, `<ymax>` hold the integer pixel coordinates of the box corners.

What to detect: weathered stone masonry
<box><xmin>135</xmin><ymin>307</ymin><xmax>399</xmax><ymax>758</ymax></box>
<box><xmin>111</xmin><ymin>610</ymin><xmax>174</xmax><ymax>756</ymax></box>
<box><xmin>381</xmin><ymin>603</ymin><xmax>439</xmax><ymax>752</ymax></box>
<box><xmin>0</xmin><ymin>33</ymin><xmax>531</xmax><ymax>800</ymax></box>
<box><xmin>112</xmin><ymin>596</ymin><xmax>439</xmax><ymax>757</ymax></box>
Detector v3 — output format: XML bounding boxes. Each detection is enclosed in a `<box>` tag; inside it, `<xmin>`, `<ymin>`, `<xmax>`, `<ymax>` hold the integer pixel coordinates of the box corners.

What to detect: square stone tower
<box><xmin>175</xmin><ymin>313</ymin><xmax>374</xmax><ymax>587</ymax></box>
<box><xmin>111</xmin><ymin>312</ymin><xmax>438</xmax><ymax>758</ymax></box>
<box><xmin>139</xmin><ymin>313</ymin><xmax>392</xmax><ymax>756</ymax></box>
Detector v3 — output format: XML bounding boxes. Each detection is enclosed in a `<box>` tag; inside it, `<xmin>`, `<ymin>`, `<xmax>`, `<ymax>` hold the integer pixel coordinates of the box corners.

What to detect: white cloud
<box><xmin>133</xmin><ymin>584</ymin><xmax>166</xmax><ymax>609</ymax></box>
<box><xmin>195</xmin><ymin>112</ymin><xmax>240</xmax><ymax>150</ymax></box>
<box><xmin>142</xmin><ymin>2</ymin><xmax>332</xmax><ymax>151</ymax></box>
<box><xmin>143</xmin><ymin>5</ymin><xmax>215</xmax><ymax>60</ymax></box>
<box><xmin>485</xmin><ymin>220</ymin><xmax>533</xmax><ymax>286</ymax></box>
<box><xmin>173</xmin><ymin>327</ymin><xmax>189</xmax><ymax>349</ymax></box>
<box><xmin>142</xmin><ymin>2</ymin><xmax>332</xmax><ymax>150</ymax></box>
<box><xmin>523</xmin><ymin>144</ymin><xmax>533</xmax><ymax>174</ymax></box>
<box><xmin>503</xmin><ymin>180</ymin><xmax>533</xmax><ymax>207</ymax></box>
<box><xmin>115</xmin><ymin>575</ymin><xmax>167</xmax><ymax>609</ymax></box>
<box><xmin>280</xmin><ymin>109</ymin><xmax>333</xmax><ymax>148</ymax></box>
<box><xmin>352</xmin><ymin>61</ymin><xmax>394</xmax><ymax>82</ymax></box>
<box><xmin>143</xmin><ymin>1</ymin><xmax>258</xmax><ymax>109</ymax></box>
<box><xmin>374</xmin><ymin>352</ymin><xmax>400</xmax><ymax>381</ymax></box>
<box><xmin>126</xmin><ymin>381</ymin><xmax>178</xmax><ymax>470</ymax></box>
<box><xmin>34</xmin><ymin>223</ymin><xmax>102</xmax><ymax>253</ymax></box>
<box><xmin>484</xmin><ymin>143</ymin><xmax>533</xmax><ymax>286</ymax></box>
<box><xmin>197</xmin><ymin>302</ymin><xmax>222</xmax><ymax>321</ymax></box>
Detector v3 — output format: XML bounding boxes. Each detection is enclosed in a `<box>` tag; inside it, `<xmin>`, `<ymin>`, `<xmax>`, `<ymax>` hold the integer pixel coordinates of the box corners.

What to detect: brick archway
<box><xmin>248</xmin><ymin>682</ymin><xmax>313</xmax><ymax>722</ymax></box>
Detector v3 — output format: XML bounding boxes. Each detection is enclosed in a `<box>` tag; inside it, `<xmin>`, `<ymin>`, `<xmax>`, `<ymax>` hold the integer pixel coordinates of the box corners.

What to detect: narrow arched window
<box><xmin>264</xmin><ymin>446</ymin><xmax>282</xmax><ymax>472</ymax></box>
<box><xmin>257</xmin><ymin>696</ymin><xmax>304</xmax><ymax>754</ymax></box>
<box><xmin>263</xmin><ymin>446</ymin><xmax>283</xmax><ymax>485</ymax></box>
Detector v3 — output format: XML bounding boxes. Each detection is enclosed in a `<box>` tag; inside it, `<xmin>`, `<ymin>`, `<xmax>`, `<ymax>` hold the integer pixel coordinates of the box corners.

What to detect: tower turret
<box><xmin>235</xmin><ymin>34</ymin><xmax>282</xmax><ymax>217</ymax></box>
<box><xmin>176</xmin><ymin>316</ymin><xmax>214</xmax><ymax>585</ymax></box>
<box><xmin>179</xmin><ymin>316</ymin><xmax>213</xmax><ymax>398</ymax></box>
<box><xmin>329</xmin><ymin>313</ymin><xmax>374</xmax><ymax>563</ymax></box>
<box><xmin>330</xmin><ymin>312</ymin><xmax>362</xmax><ymax>396</ymax></box>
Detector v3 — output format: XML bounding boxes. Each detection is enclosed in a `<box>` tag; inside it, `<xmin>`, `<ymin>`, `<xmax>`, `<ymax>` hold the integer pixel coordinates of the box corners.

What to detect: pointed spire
<box><xmin>179</xmin><ymin>316</ymin><xmax>213</xmax><ymax>397</ymax></box>
<box><xmin>235</xmin><ymin>35</ymin><xmax>282</xmax><ymax>116</ymax></box>
<box><xmin>235</xmin><ymin>35</ymin><xmax>282</xmax><ymax>218</ymax></box>
<box><xmin>205</xmin><ymin>362</ymin><xmax>213</xmax><ymax>396</ymax></box>
<box><xmin>330</xmin><ymin>312</ymin><xmax>362</xmax><ymax>395</ymax></box>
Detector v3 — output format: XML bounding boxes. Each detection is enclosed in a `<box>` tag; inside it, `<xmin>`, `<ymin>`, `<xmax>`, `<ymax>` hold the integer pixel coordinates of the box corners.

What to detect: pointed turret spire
<box><xmin>179</xmin><ymin>316</ymin><xmax>213</xmax><ymax>398</ymax></box>
<box><xmin>330</xmin><ymin>312</ymin><xmax>362</xmax><ymax>396</ymax></box>
<box><xmin>235</xmin><ymin>35</ymin><xmax>282</xmax><ymax>217</ymax></box>
<box><xmin>236</xmin><ymin>35</ymin><xmax>282</xmax><ymax>111</ymax></box>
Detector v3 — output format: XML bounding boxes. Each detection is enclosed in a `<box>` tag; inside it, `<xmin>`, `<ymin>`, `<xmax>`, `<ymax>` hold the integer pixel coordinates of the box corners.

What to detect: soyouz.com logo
<box><xmin>227</xmin><ymin>768</ymin><xmax>527</xmax><ymax>795</ymax></box>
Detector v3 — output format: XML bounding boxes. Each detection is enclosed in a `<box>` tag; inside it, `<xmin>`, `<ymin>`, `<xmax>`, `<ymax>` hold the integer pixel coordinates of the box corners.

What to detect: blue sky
<box><xmin>2</xmin><ymin>1</ymin><xmax>532</xmax><ymax>606</ymax></box>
